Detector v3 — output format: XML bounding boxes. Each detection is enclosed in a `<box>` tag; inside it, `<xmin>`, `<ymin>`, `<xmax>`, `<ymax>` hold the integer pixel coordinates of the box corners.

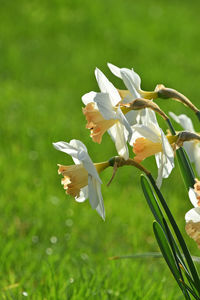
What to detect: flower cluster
<box><xmin>53</xmin><ymin>62</ymin><xmax>200</xmax><ymax>250</ymax></box>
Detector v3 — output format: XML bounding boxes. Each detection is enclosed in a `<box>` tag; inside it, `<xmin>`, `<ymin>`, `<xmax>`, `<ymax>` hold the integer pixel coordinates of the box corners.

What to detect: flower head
<box><xmin>53</xmin><ymin>139</ymin><xmax>109</xmax><ymax>220</ymax></box>
<box><xmin>82</xmin><ymin>102</ymin><xmax>117</xmax><ymax>144</ymax></box>
<box><xmin>132</xmin><ymin>116</ymin><xmax>174</xmax><ymax>187</ymax></box>
<box><xmin>82</xmin><ymin>68</ymin><xmax>133</xmax><ymax>160</ymax></box>
<box><xmin>107</xmin><ymin>63</ymin><xmax>158</xmax><ymax>100</ymax></box>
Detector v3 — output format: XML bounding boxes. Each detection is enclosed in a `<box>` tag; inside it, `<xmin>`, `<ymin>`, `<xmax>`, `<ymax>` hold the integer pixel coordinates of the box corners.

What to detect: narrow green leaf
<box><xmin>162</xmin><ymin>218</ymin><xmax>197</xmax><ymax>296</ymax></box>
<box><xmin>141</xmin><ymin>175</ymin><xmax>164</xmax><ymax>226</ymax></box>
<box><xmin>153</xmin><ymin>221</ymin><xmax>190</xmax><ymax>298</ymax></box>
<box><xmin>181</xmin><ymin>280</ymin><xmax>200</xmax><ymax>300</ymax></box>
<box><xmin>141</xmin><ymin>175</ymin><xmax>188</xmax><ymax>271</ymax></box>
<box><xmin>148</xmin><ymin>173</ymin><xmax>200</xmax><ymax>294</ymax></box>
<box><xmin>176</xmin><ymin>148</ymin><xmax>195</xmax><ymax>189</ymax></box>
<box><xmin>166</xmin><ymin>118</ymin><xmax>195</xmax><ymax>189</ymax></box>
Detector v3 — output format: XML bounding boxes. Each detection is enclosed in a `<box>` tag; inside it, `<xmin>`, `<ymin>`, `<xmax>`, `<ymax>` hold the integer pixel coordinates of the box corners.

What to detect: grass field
<box><xmin>1</xmin><ymin>0</ymin><xmax>200</xmax><ymax>298</ymax></box>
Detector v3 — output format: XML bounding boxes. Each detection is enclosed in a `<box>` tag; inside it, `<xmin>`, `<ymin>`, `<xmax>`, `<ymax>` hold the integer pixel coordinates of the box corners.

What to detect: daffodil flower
<box><xmin>185</xmin><ymin>179</ymin><xmax>200</xmax><ymax>248</ymax></box>
<box><xmin>169</xmin><ymin>112</ymin><xmax>200</xmax><ymax>175</ymax></box>
<box><xmin>82</xmin><ymin>68</ymin><xmax>133</xmax><ymax>160</ymax></box>
<box><xmin>107</xmin><ymin>63</ymin><xmax>158</xmax><ymax>101</ymax></box>
<box><xmin>107</xmin><ymin>63</ymin><xmax>159</xmax><ymax>128</ymax></box>
<box><xmin>53</xmin><ymin>139</ymin><xmax>109</xmax><ymax>220</ymax></box>
<box><xmin>132</xmin><ymin>116</ymin><xmax>175</xmax><ymax>188</ymax></box>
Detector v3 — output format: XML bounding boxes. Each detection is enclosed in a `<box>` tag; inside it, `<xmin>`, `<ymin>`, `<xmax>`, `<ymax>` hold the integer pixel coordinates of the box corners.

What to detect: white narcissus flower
<box><xmin>131</xmin><ymin>114</ymin><xmax>175</xmax><ymax>188</ymax></box>
<box><xmin>82</xmin><ymin>68</ymin><xmax>133</xmax><ymax>160</ymax></box>
<box><xmin>169</xmin><ymin>112</ymin><xmax>200</xmax><ymax>176</ymax></box>
<box><xmin>107</xmin><ymin>63</ymin><xmax>159</xmax><ymax>129</ymax></box>
<box><xmin>185</xmin><ymin>180</ymin><xmax>200</xmax><ymax>248</ymax></box>
<box><xmin>53</xmin><ymin>139</ymin><xmax>109</xmax><ymax>220</ymax></box>
<box><xmin>107</xmin><ymin>63</ymin><xmax>142</xmax><ymax>100</ymax></box>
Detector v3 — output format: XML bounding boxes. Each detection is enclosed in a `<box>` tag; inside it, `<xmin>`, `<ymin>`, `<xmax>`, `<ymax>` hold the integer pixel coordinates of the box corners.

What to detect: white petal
<box><xmin>95</xmin><ymin>68</ymin><xmax>121</xmax><ymax>106</ymax></box>
<box><xmin>82</xmin><ymin>91</ymin><xmax>97</xmax><ymax>105</ymax></box>
<box><xmin>160</xmin><ymin>130</ymin><xmax>174</xmax><ymax>161</ymax></box>
<box><xmin>69</xmin><ymin>139</ymin><xmax>88</xmax><ymax>165</ymax></box>
<box><xmin>94</xmin><ymin>92</ymin><xmax>116</xmax><ymax>120</ymax></box>
<box><xmin>131</xmin><ymin>124</ymin><xmax>160</xmax><ymax>143</ymax></box>
<box><xmin>155</xmin><ymin>155</ymin><xmax>163</xmax><ymax>188</ymax></box>
<box><xmin>155</xmin><ymin>130</ymin><xmax>174</xmax><ymax>188</ymax></box>
<box><xmin>120</xmin><ymin>68</ymin><xmax>141</xmax><ymax>97</ymax></box>
<box><xmin>141</xmin><ymin>108</ymin><xmax>158</xmax><ymax>126</ymax></box>
<box><xmin>107</xmin><ymin>63</ymin><xmax>122</xmax><ymax>78</ymax></box>
<box><xmin>95</xmin><ymin>181</ymin><xmax>105</xmax><ymax>220</ymax></box>
<box><xmin>185</xmin><ymin>207</ymin><xmax>200</xmax><ymax>223</ymax></box>
<box><xmin>69</xmin><ymin>139</ymin><xmax>88</xmax><ymax>153</ymax></box>
<box><xmin>53</xmin><ymin>141</ymin><xmax>79</xmax><ymax>162</ymax></box>
<box><xmin>88</xmin><ymin>175</ymin><xmax>99</xmax><ymax>209</ymax></box>
<box><xmin>125</xmin><ymin>110</ymin><xmax>139</xmax><ymax>126</ymax></box>
<box><xmin>189</xmin><ymin>188</ymin><xmax>199</xmax><ymax>208</ymax></box>
<box><xmin>75</xmin><ymin>186</ymin><xmax>88</xmax><ymax>202</ymax></box>
<box><xmin>169</xmin><ymin>112</ymin><xmax>195</xmax><ymax>132</ymax></box>
<box><xmin>156</xmin><ymin>152</ymin><xmax>174</xmax><ymax>180</ymax></box>
<box><xmin>156</xmin><ymin>131</ymin><xmax>174</xmax><ymax>181</ymax></box>
<box><xmin>81</xmin><ymin>153</ymin><xmax>102</xmax><ymax>183</ymax></box>
<box><xmin>114</xmin><ymin>122</ymin><xmax>129</xmax><ymax>160</ymax></box>
<box><xmin>116</xmin><ymin>107</ymin><xmax>133</xmax><ymax>141</ymax></box>
<box><xmin>193</xmin><ymin>144</ymin><xmax>200</xmax><ymax>176</ymax></box>
<box><xmin>183</xmin><ymin>141</ymin><xmax>196</xmax><ymax>162</ymax></box>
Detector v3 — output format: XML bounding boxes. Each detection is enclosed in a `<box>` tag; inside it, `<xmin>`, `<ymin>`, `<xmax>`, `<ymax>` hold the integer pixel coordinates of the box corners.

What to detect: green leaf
<box><xmin>176</xmin><ymin>148</ymin><xmax>195</xmax><ymax>189</ymax></box>
<box><xmin>153</xmin><ymin>221</ymin><xmax>191</xmax><ymax>299</ymax></box>
<box><xmin>141</xmin><ymin>175</ymin><xmax>189</xmax><ymax>272</ymax></box>
<box><xmin>141</xmin><ymin>175</ymin><xmax>164</xmax><ymax>227</ymax></box>
<box><xmin>147</xmin><ymin>173</ymin><xmax>200</xmax><ymax>294</ymax></box>
<box><xmin>166</xmin><ymin>118</ymin><xmax>195</xmax><ymax>189</ymax></box>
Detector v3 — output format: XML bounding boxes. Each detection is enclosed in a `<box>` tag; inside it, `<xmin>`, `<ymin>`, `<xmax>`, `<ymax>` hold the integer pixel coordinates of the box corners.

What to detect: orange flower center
<box><xmin>194</xmin><ymin>179</ymin><xmax>200</xmax><ymax>206</ymax></box>
<box><xmin>58</xmin><ymin>161</ymin><xmax>109</xmax><ymax>198</ymax></box>
<box><xmin>83</xmin><ymin>103</ymin><xmax>117</xmax><ymax>144</ymax></box>
<box><xmin>58</xmin><ymin>164</ymin><xmax>88</xmax><ymax>198</ymax></box>
<box><xmin>133</xmin><ymin>137</ymin><xmax>162</xmax><ymax>163</ymax></box>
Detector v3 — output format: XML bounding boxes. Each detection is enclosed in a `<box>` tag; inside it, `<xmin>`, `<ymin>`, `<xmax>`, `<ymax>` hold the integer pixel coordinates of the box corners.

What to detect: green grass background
<box><xmin>1</xmin><ymin>0</ymin><xmax>200</xmax><ymax>298</ymax></box>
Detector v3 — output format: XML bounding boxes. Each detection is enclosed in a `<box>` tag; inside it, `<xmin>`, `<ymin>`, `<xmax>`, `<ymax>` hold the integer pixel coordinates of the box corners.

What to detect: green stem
<box><xmin>196</xmin><ymin>111</ymin><xmax>200</xmax><ymax>122</ymax></box>
<box><xmin>166</xmin><ymin>118</ymin><xmax>195</xmax><ymax>189</ymax></box>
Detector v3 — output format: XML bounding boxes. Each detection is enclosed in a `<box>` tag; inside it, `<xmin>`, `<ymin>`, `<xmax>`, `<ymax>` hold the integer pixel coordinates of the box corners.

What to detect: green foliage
<box><xmin>141</xmin><ymin>175</ymin><xmax>200</xmax><ymax>299</ymax></box>
<box><xmin>1</xmin><ymin>0</ymin><xmax>200</xmax><ymax>298</ymax></box>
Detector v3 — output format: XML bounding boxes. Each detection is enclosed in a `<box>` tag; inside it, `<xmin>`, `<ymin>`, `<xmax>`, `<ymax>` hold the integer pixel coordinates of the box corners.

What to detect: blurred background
<box><xmin>1</xmin><ymin>0</ymin><xmax>200</xmax><ymax>298</ymax></box>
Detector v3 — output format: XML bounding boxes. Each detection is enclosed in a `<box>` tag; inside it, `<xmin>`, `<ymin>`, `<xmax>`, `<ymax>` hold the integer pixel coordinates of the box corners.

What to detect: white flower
<box><xmin>132</xmin><ymin>115</ymin><xmax>174</xmax><ymax>188</ymax></box>
<box><xmin>107</xmin><ymin>63</ymin><xmax>160</xmax><ymax>130</ymax></box>
<box><xmin>107</xmin><ymin>63</ymin><xmax>141</xmax><ymax>98</ymax></box>
<box><xmin>185</xmin><ymin>182</ymin><xmax>200</xmax><ymax>248</ymax></box>
<box><xmin>53</xmin><ymin>139</ymin><xmax>108</xmax><ymax>220</ymax></box>
<box><xmin>82</xmin><ymin>68</ymin><xmax>133</xmax><ymax>160</ymax></box>
<box><xmin>169</xmin><ymin>112</ymin><xmax>200</xmax><ymax>175</ymax></box>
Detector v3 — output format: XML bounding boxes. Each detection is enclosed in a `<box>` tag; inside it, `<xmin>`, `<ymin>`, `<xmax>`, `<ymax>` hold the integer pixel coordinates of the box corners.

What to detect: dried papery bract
<box><xmin>107</xmin><ymin>156</ymin><xmax>151</xmax><ymax>186</ymax></box>
<box><xmin>120</xmin><ymin>98</ymin><xmax>168</xmax><ymax>120</ymax></box>
<box><xmin>156</xmin><ymin>84</ymin><xmax>199</xmax><ymax>114</ymax></box>
<box><xmin>175</xmin><ymin>131</ymin><xmax>200</xmax><ymax>148</ymax></box>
